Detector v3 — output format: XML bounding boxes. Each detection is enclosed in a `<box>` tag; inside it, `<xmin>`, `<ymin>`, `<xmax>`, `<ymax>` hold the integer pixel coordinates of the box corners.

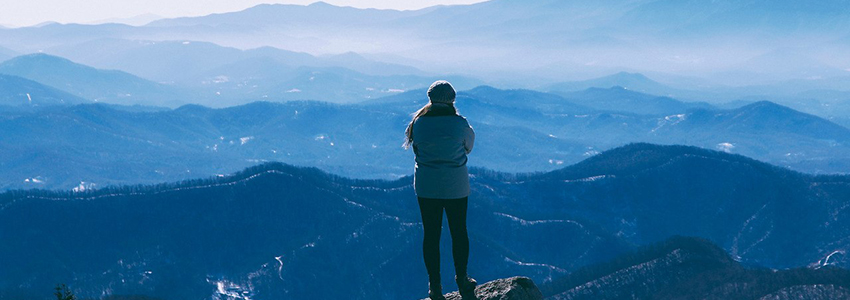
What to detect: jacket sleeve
<box><xmin>463</xmin><ymin>119</ymin><xmax>475</xmax><ymax>154</ymax></box>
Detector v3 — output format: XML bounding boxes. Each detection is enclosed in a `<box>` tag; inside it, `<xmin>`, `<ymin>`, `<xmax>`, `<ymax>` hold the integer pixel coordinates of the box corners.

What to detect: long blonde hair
<box><xmin>403</xmin><ymin>103</ymin><xmax>432</xmax><ymax>149</ymax></box>
<box><xmin>403</xmin><ymin>102</ymin><xmax>460</xmax><ymax>149</ymax></box>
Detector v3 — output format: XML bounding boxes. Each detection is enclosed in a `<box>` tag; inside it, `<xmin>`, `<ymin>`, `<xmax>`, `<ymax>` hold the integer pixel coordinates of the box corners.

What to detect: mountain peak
<box><xmin>0</xmin><ymin>53</ymin><xmax>96</xmax><ymax>73</ymax></box>
<box><xmin>544</xmin><ymin>143</ymin><xmax>776</xmax><ymax>180</ymax></box>
<box><xmin>7</xmin><ymin>52</ymin><xmax>72</xmax><ymax>63</ymax></box>
<box><xmin>739</xmin><ymin>100</ymin><xmax>788</xmax><ymax>110</ymax></box>
<box><xmin>546</xmin><ymin>71</ymin><xmax>671</xmax><ymax>95</ymax></box>
<box><xmin>467</xmin><ymin>85</ymin><xmax>501</xmax><ymax>93</ymax></box>
<box><xmin>610</xmin><ymin>71</ymin><xmax>651</xmax><ymax>80</ymax></box>
<box><xmin>731</xmin><ymin>100</ymin><xmax>800</xmax><ymax>116</ymax></box>
<box><xmin>308</xmin><ymin>1</ymin><xmax>335</xmax><ymax>7</ymax></box>
<box><xmin>595</xmin><ymin>71</ymin><xmax>661</xmax><ymax>87</ymax></box>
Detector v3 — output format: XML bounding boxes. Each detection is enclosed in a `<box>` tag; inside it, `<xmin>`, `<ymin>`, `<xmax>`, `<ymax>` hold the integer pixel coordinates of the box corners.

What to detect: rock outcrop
<box><xmin>420</xmin><ymin>277</ymin><xmax>543</xmax><ymax>300</ymax></box>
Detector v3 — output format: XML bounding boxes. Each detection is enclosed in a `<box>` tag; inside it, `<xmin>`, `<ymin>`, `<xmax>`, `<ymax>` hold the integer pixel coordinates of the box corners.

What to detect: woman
<box><xmin>404</xmin><ymin>80</ymin><xmax>477</xmax><ymax>300</ymax></box>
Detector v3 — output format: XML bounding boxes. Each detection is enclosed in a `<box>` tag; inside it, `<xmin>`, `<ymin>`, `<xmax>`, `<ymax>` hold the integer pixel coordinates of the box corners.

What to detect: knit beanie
<box><xmin>427</xmin><ymin>80</ymin><xmax>456</xmax><ymax>104</ymax></box>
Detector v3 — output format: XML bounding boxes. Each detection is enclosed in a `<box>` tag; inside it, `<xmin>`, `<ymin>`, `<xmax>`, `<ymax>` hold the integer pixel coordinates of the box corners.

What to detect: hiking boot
<box><xmin>456</xmin><ymin>275</ymin><xmax>477</xmax><ymax>299</ymax></box>
<box><xmin>428</xmin><ymin>282</ymin><xmax>446</xmax><ymax>300</ymax></box>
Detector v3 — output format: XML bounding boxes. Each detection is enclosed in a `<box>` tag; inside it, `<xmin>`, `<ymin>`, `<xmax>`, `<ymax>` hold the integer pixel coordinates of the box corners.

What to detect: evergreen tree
<box><xmin>54</xmin><ymin>284</ymin><xmax>76</xmax><ymax>300</ymax></box>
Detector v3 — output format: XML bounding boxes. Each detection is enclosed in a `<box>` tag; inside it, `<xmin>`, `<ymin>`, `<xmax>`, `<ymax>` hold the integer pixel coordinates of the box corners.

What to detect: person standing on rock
<box><xmin>404</xmin><ymin>80</ymin><xmax>477</xmax><ymax>300</ymax></box>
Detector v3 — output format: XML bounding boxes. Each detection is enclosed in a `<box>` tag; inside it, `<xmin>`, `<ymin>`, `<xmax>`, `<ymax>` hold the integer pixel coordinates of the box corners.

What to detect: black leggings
<box><xmin>418</xmin><ymin>196</ymin><xmax>469</xmax><ymax>284</ymax></box>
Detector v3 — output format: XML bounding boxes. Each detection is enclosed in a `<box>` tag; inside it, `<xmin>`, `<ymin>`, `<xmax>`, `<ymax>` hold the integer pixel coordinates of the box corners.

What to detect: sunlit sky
<box><xmin>0</xmin><ymin>0</ymin><xmax>489</xmax><ymax>27</ymax></box>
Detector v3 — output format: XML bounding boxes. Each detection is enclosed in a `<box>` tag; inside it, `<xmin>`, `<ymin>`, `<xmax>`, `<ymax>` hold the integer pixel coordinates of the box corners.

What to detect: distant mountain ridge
<box><xmin>554</xmin><ymin>86</ymin><xmax>714</xmax><ymax>115</ymax></box>
<box><xmin>44</xmin><ymin>38</ymin><xmax>426</xmax><ymax>82</ymax></box>
<box><xmin>0</xmin><ymin>50</ymin><xmax>479</xmax><ymax>106</ymax></box>
<box><xmin>545</xmin><ymin>72</ymin><xmax>675</xmax><ymax>94</ymax></box>
<box><xmin>0</xmin><ymin>53</ymin><xmax>188</xmax><ymax>106</ymax></box>
<box><xmin>684</xmin><ymin>100</ymin><xmax>850</xmax><ymax>141</ymax></box>
<box><xmin>145</xmin><ymin>2</ymin><xmax>418</xmax><ymax>28</ymax></box>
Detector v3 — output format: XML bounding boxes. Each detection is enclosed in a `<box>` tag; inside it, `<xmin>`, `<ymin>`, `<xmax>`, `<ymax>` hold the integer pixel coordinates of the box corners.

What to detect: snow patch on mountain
<box><xmin>24</xmin><ymin>177</ymin><xmax>44</xmax><ymax>183</ymax></box>
<box><xmin>494</xmin><ymin>212</ymin><xmax>584</xmax><ymax>228</ymax></box>
<box><xmin>73</xmin><ymin>181</ymin><xmax>96</xmax><ymax>192</ymax></box>
<box><xmin>717</xmin><ymin>142</ymin><xmax>735</xmax><ymax>153</ymax></box>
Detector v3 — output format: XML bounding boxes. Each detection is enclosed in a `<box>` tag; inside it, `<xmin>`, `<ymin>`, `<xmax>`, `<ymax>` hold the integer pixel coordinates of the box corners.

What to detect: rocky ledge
<box><xmin>420</xmin><ymin>277</ymin><xmax>543</xmax><ymax>300</ymax></box>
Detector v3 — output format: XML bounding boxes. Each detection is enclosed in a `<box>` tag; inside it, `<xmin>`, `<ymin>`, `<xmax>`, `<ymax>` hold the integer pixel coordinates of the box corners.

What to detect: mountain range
<box><xmin>544</xmin><ymin>72</ymin><xmax>850</xmax><ymax>121</ymax></box>
<box><xmin>0</xmin><ymin>54</ymin><xmax>188</xmax><ymax>107</ymax></box>
<box><xmin>3</xmin><ymin>84</ymin><xmax>850</xmax><ymax>190</ymax></box>
<box><xmin>42</xmin><ymin>38</ymin><xmax>425</xmax><ymax>81</ymax></box>
<box><xmin>3</xmin><ymin>143</ymin><xmax>849</xmax><ymax>299</ymax></box>
<box><xmin>0</xmin><ymin>52</ymin><xmax>482</xmax><ymax>106</ymax></box>
<box><xmin>3</xmin><ymin>50</ymin><xmax>846</xmax><ymax>121</ymax></box>
<box><xmin>545</xmin><ymin>72</ymin><xmax>682</xmax><ymax>96</ymax></box>
<box><xmin>553</xmin><ymin>85</ymin><xmax>713</xmax><ymax>115</ymax></box>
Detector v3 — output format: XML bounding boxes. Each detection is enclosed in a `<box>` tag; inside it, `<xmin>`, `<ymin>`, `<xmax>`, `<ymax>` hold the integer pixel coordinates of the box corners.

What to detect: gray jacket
<box><xmin>412</xmin><ymin>106</ymin><xmax>475</xmax><ymax>199</ymax></box>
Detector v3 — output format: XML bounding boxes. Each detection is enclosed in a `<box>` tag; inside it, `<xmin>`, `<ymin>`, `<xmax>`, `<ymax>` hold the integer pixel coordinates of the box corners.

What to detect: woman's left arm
<box><xmin>463</xmin><ymin>120</ymin><xmax>475</xmax><ymax>154</ymax></box>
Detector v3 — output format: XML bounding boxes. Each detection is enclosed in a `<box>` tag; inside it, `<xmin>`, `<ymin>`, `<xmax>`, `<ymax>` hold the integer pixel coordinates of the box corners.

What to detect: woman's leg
<box><xmin>444</xmin><ymin>197</ymin><xmax>469</xmax><ymax>277</ymax></box>
<box><xmin>418</xmin><ymin>197</ymin><xmax>444</xmax><ymax>286</ymax></box>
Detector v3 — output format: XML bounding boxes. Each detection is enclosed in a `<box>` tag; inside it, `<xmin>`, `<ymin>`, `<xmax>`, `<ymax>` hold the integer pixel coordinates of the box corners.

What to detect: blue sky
<box><xmin>0</xmin><ymin>0</ymin><xmax>488</xmax><ymax>27</ymax></box>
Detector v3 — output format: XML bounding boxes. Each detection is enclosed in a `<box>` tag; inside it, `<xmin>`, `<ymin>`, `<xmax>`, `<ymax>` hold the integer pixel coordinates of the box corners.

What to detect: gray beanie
<box><xmin>427</xmin><ymin>80</ymin><xmax>456</xmax><ymax>104</ymax></box>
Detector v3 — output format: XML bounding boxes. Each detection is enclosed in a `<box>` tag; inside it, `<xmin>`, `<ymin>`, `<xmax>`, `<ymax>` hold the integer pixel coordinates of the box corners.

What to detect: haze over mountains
<box><xmin>1</xmin><ymin>0</ymin><xmax>849</xmax><ymax>85</ymax></box>
<box><xmin>1</xmin><ymin>0</ymin><xmax>848</xmax><ymax>119</ymax></box>
<box><xmin>0</xmin><ymin>45</ymin><xmax>17</xmax><ymax>61</ymax></box>
<box><xmin>0</xmin><ymin>52</ymin><xmax>482</xmax><ymax>106</ymax></box>
<box><xmin>2</xmin><ymin>49</ymin><xmax>847</xmax><ymax>121</ymax></box>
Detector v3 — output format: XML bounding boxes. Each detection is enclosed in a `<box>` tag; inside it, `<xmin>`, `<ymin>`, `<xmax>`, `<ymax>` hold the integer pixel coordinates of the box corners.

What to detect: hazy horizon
<box><xmin>0</xmin><ymin>0</ymin><xmax>488</xmax><ymax>27</ymax></box>
<box><xmin>2</xmin><ymin>0</ymin><xmax>848</xmax><ymax>87</ymax></box>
